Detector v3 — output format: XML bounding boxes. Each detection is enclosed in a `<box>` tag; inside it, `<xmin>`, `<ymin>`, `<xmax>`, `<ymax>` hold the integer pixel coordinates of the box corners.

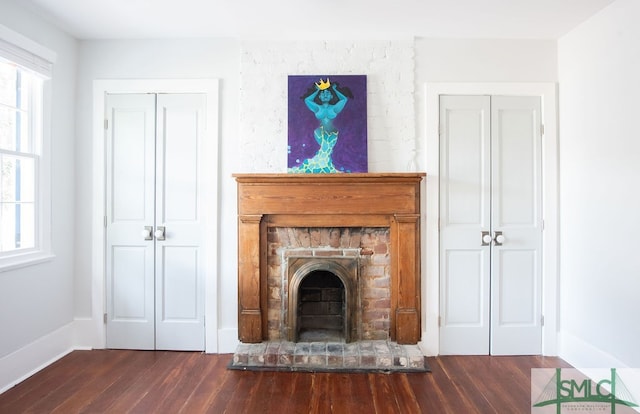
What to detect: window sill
<box><xmin>0</xmin><ymin>251</ymin><xmax>56</xmax><ymax>273</ymax></box>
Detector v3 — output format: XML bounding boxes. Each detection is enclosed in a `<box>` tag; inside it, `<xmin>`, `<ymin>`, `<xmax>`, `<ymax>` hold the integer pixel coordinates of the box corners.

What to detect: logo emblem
<box><xmin>532</xmin><ymin>368</ymin><xmax>639</xmax><ymax>413</ymax></box>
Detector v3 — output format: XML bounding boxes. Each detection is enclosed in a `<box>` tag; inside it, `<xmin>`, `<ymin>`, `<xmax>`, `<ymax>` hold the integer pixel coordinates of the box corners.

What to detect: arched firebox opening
<box><xmin>287</xmin><ymin>257</ymin><xmax>359</xmax><ymax>343</ymax></box>
<box><xmin>297</xmin><ymin>270</ymin><xmax>345</xmax><ymax>342</ymax></box>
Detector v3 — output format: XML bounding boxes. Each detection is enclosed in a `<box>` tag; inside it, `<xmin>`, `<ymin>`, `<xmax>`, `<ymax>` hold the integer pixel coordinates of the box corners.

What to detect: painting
<box><xmin>287</xmin><ymin>75</ymin><xmax>367</xmax><ymax>173</ymax></box>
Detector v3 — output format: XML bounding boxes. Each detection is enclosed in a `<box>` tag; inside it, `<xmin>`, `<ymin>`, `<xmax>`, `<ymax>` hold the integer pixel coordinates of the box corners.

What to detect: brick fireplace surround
<box><xmin>234</xmin><ymin>173</ymin><xmax>425</xmax><ymax>345</ymax></box>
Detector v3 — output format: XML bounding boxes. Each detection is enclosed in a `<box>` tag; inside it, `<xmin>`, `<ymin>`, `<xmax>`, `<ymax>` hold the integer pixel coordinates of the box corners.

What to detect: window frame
<box><xmin>0</xmin><ymin>25</ymin><xmax>55</xmax><ymax>272</ymax></box>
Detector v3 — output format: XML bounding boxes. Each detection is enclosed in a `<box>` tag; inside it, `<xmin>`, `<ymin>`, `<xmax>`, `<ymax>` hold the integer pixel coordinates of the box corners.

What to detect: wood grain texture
<box><xmin>235</xmin><ymin>173</ymin><xmax>424</xmax><ymax>344</ymax></box>
<box><xmin>0</xmin><ymin>350</ymin><xmax>572</xmax><ymax>414</ymax></box>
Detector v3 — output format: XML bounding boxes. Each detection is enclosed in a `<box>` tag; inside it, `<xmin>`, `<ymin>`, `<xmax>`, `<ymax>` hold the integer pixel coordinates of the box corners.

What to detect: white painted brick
<box><xmin>240</xmin><ymin>39</ymin><xmax>415</xmax><ymax>172</ymax></box>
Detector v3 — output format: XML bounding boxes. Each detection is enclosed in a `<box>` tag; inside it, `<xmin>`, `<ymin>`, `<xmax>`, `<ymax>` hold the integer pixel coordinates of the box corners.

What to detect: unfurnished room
<box><xmin>0</xmin><ymin>0</ymin><xmax>639</xmax><ymax>412</ymax></box>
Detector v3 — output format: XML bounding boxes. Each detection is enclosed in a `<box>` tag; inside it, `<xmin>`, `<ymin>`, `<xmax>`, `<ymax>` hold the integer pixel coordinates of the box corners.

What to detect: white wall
<box><xmin>75</xmin><ymin>38</ymin><xmax>418</xmax><ymax>352</ymax></box>
<box><xmin>0</xmin><ymin>19</ymin><xmax>563</xmax><ymax>389</ymax></box>
<box><xmin>239</xmin><ymin>39</ymin><xmax>416</xmax><ymax>173</ymax></box>
<box><xmin>73</xmin><ymin>37</ymin><xmax>560</xmax><ymax>358</ymax></box>
<box><xmin>0</xmin><ymin>0</ymin><xmax>78</xmax><ymax>392</ymax></box>
<box><xmin>74</xmin><ymin>38</ymin><xmax>241</xmax><ymax>350</ymax></box>
<box><xmin>415</xmin><ymin>38</ymin><xmax>559</xmax><ymax>355</ymax></box>
<box><xmin>415</xmin><ymin>38</ymin><xmax>557</xmax><ymax>164</ymax></box>
<box><xmin>558</xmin><ymin>0</ymin><xmax>640</xmax><ymax>368</ymax></box>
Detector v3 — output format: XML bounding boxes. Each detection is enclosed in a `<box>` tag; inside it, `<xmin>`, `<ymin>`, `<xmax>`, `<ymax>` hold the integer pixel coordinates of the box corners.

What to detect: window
<box><xmin>0</xmin><ymin>28</ymin><xmax>54</xmax><ymax>270</ymax></box>
<box><xmin>0</xmin><ymin>60</ymin><xmax>40</xmax><ymax>255</ymax></box>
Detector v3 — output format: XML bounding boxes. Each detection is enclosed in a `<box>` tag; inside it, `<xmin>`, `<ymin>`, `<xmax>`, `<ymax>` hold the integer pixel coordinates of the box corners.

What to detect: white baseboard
<box><xmin>419</xmin><ymin>330</ymin><xmax>438</xmax><ymax>356</ymax></box>
<box><xmin>216</xmin><ymin>328</ymin><xmax>239</xmax><ymax>354</ymax></box>
<box><xmin>0</xmin><ymin>322</ymin><xmax>75</xmax><ymax>394</ymax></box>
<box><xmin>559</xmin><ymin>331</ymin><xmax>629</xmax><ymax>368</ymax></box>
<box><xmin>72</xmin><ymin>317</ymin><xmax>102</xmax><ymax>349</ymax></box>
<box><xmin>0</xmin><ymin>321</ymin><xmax>241</xmax><ymax>394</ymax></box>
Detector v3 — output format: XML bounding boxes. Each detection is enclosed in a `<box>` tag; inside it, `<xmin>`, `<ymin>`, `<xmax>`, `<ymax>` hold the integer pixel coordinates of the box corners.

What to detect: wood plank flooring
<box><xmin>0</xmin><ymin>350</ymin><xmax>571</xmax><ymax>413</ymax></box>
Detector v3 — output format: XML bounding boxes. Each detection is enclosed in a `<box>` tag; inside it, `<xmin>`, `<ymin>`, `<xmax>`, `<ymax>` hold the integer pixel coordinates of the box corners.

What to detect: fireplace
<box><xmin>234</xmin><ymin>173</ymin><xmax>425</xmax><ymax>344</ymax></box>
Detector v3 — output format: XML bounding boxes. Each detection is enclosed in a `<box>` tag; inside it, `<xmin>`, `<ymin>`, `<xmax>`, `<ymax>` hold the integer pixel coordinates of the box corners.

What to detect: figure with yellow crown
<box><xmin>288</xmin><ymin>77</ymin><xmax>350</xmax><ymax>173</ymax></box>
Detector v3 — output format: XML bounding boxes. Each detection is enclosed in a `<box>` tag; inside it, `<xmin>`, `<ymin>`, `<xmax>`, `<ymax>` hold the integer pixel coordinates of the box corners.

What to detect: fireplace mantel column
<box><xmin>237</xmin><ymin>214</ymin><xmax>264</xmax><ymax>342</ymax></box>
<box><xmin>392</xmin><ymin>213</ymin><xmax>421</xmax><ymax>344</ymax></box>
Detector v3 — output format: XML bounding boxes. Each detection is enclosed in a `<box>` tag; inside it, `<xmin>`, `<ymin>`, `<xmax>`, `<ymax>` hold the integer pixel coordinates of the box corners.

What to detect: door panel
<box><xmin>490</xmin><ymin>96</ymin><xmax>542</xmax><ymax>355</ymax></box>
<box><xmin>109</xmin><ymin>246</ymin><xmax>154</xmax><ymax>350</ymax></box>
<box><xmin>105</xmin><ymin>94</ymin><xmax>156</xmax><ymax>350</ymax></box>
<box><xmin>160</xmin><ymin>97</ymin><xmax>200</xmax><ymax>221</ymax></box>
<box><xmin>439</xmin><ymin>95</ymin><xmax>491</xmax><ymax>355</ymax></box>
<box><xmin>445</xmin><ymin>107</ymin><xmax>489</xmax><ymax>225</ymax></box>
<box><xmin>444</xmin><ymin>250</ymin><xmax>484</xmax><ymax>325</ymax></box>
<box><xmin>441</xmin><ymin>249</ymin><xmax>489</xmax><ymax>354</ymax></box>
<box><xmin>496</xmin><ymin>250</ymin><xmax>537</xmax><ymax>324</ymax></box>
<box><xmin>492</xmin><ymin>250</ymin><xmax>541</xmax><ymax>353</ymax></box>
<box><xmin>112</xmin><ymin>247</ymin><xmax>149</xmax><ymax>320</ymax></box>
<box><xmin>161</xmin><ymin>247</ymin><xmax>199</xmax><ymax>319</ymax></box>
<box><xmin>155</xmin><ymin>94</ymin><xmax>205</xmax><ymax>351</ymax></box>
<box><xmin>111</xmin><ymin>110</ymin><xmax>149</xmax><ymax>221</ymax></box>
<box><xmin>492</xmin><ymin>100</ymin><xmax>539</xmax><ymax>227</ymax></box>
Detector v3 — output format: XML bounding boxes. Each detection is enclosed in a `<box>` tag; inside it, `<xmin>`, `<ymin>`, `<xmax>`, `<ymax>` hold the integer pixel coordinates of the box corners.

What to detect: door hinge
<box><xmin>104</xmin><ymin>119</ymin><xmax>108</xmax><ymax>130</ymax></box>
<box><xmin>540</xmin><ymin>124</ymin><xmax>545</xmax><ymax>136</ymax></box>
<box><xmin>104</xmin><ymin>216</ymin><xmax>107</xmax><ymax>228</ymax></box>
<box><xmin>438</xmin><ymin>316</ymin><xmax>442</xmax><ymax>327</ymax></box>
<box><xmin>103</xmin><ymin>313</ymin><xmax>108</xmax><ymax>324</ymax></box>
<box><xmin>541</xmin><ymin>315</ymin><xmax>545</xmax><ymax>326</ymax></box>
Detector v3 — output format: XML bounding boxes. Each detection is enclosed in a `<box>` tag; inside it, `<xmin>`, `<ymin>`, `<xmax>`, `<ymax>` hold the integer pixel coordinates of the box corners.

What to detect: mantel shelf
<box><xmin>233</xmin><ymin>172</ymin><xmax>425</xmax><ymax>182</ymax></box>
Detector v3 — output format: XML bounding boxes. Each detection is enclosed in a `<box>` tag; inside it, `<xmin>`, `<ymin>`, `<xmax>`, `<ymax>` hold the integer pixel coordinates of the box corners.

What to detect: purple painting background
<box><xmin>288</xmin><ymin>75</ymin><xmax>368</xmax><ymax>173</ymax></box>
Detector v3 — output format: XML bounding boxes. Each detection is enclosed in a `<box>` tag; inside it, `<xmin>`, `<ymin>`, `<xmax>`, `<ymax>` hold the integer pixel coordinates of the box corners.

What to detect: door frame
<box><xmin>422</xmin><ymin>82</ymin><xmax>558</xmax><ymax>356</ymax></box>
<box><xmin>91</xmin><ymin>79</ymin><xmax>220</xmax><ymax>352</ymax></box>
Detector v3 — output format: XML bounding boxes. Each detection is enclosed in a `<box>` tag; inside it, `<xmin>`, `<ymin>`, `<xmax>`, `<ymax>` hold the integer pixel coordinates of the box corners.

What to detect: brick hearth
<box><xmin>229</xmin><ymin>340</ymin><xmax>428</xmax><ymax>372</ymax></box>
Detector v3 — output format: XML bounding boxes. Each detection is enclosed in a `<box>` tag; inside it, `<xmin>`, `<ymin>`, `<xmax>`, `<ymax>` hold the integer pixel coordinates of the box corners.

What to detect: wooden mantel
<box><xmin>234</xmin><ymin>172</ymin><xmax>425</xmax><ymax>344</ymax></box>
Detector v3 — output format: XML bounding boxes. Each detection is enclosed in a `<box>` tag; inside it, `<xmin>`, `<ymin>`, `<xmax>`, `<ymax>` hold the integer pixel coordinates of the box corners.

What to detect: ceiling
<box><xmin>22</xmin><ymin>0</ymin><xmax>616</xmax><ymax>40</ymax></box>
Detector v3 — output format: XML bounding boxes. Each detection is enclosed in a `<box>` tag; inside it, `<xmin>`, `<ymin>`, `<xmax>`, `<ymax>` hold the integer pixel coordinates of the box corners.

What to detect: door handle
<box><xmin>155</xmin><ymin>226</ymin><xmax>166</xmax><ymax>241</ymax></box>
<box><xmin>493</xmin><ymin>231</ymin><xmax>505</xmax><ymax>246</ymax></box>
<box><xmin>481</xmin><ymin>231</ymin><xmax>492</xmax><ymax>246</ymax></box>
<box><xmin>141</xmin><ymin>226</ymin><xmax>153</xmax><ymax>241</ymax></box>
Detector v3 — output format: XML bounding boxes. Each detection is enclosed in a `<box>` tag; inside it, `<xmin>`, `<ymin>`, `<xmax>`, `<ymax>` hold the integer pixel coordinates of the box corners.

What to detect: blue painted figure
<box><xmin>289</xmin><ymin>78</ymin><xmax>349</xmax><ymax>173</ymax></box>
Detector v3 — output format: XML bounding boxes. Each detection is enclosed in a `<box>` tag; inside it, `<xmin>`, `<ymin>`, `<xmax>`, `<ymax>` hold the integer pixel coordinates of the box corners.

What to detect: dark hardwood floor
<box><xmin>0</xmin><ymin>350</ymin><xmax>571</xmax><ymax>413</ymax></box>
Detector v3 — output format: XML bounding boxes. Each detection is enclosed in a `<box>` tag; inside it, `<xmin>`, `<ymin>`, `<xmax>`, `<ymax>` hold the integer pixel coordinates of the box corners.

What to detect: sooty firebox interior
<box><xmin>297</xmin><ymin>270</ymin><xmax>345</xmax><ymax>342</ymax></box>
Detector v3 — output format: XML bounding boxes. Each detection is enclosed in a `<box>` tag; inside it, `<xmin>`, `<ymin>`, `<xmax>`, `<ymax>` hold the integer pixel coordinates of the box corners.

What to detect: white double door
<box><xmin>439</xmin><ymin>95</ymin><xmax>543</xmax><ymax>355</ymax></box>
<box><xmin>105</xmin><ymin>93</ymin><xmax>206</xmax><ymax>351</ymax></box>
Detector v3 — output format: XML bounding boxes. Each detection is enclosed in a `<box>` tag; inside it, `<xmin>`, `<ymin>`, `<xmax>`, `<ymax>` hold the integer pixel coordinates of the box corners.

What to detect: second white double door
<box><xmin>105</xmin><ymin>93</ymin><xmax>206</xmax><ymax>351</ymax></box>
<box><xmin>439</xmin><ymin>95</ymin><xmax>543</xmax><ymax>355</ymax></box>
